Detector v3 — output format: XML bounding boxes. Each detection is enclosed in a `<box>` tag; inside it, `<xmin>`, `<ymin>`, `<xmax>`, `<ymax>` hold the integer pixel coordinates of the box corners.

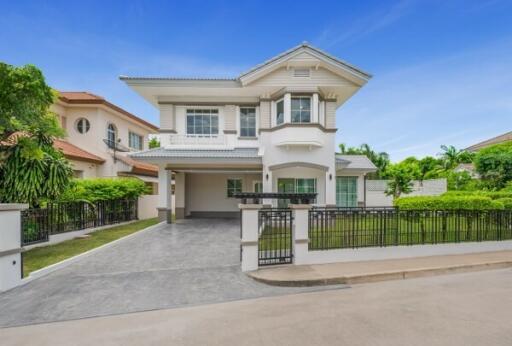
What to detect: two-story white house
<box><xmin>51</xmin><ymin>92</ymin><xmax>159</xmax><ymax>187</ymax></box>
<box><xmin>122</xmin><ymin>43</ymin><xmax>377</xmax><ymax>221</ymax></box>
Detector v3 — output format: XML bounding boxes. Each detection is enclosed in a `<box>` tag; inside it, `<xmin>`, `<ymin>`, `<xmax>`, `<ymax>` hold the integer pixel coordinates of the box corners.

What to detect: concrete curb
<box><xmin>21</xmin><ymin>221</ymin><xmax>167</xmax><ymax>285</ymax></box>
<box><xmin>248</xmin><ymin>261</ymin><xmax>512</xmax><ymax>287</ymax></box>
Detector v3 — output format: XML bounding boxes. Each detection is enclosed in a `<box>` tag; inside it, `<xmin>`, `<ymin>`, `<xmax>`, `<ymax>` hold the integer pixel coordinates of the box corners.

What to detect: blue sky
<box><xmin>1</xmin><ymin>0</ymin><xmax>511</xmax><ymax>161</ymax></box>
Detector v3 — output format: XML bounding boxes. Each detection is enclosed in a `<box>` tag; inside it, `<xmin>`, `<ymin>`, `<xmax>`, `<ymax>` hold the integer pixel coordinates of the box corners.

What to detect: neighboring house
<box><xmin>51</xmin><ymin>92</ymin><xmax>159</xmax><ymax>190</ymax></box>
<box><xmin>455</xmin><ymin>130</ymin><xmax>512</xmax><ymax>176</ymax></box>
<box><xmin>465</xmin><ymin>131</ymin><xmax>512</xmax><ymax>152</ymax></box>
<box><xmin>121</xmin><ymin>43</ymin><xmax>377</xmax><ymax>221</ymax></box>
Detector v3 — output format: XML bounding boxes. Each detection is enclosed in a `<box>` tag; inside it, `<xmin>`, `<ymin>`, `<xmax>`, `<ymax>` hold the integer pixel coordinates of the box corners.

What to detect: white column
<box><xmin>325</xmin><ymin>170</ymin><xmax>336</xmax><ymax>205</ymax></box>
<box><xmin>312</xmin><ymin>93</ymin><xmax>319</xmax><ymax>123</ymax></box>
<box><xmin>239</xmin><ymin>204</ymin><xmax>263</xmax><ymax>272</ymax></box>
<box><xmin>284</xmin><ymin>93</ymin><xmax>291</xmax><ymax>123</ymax></box>
<box><xmin>290</xmin><ymin>204</ymin><xmax>312</xmax><ymax>266</ymax></box>
<box><xmin>157</xmin><ymin>167</ymin><xmax>173</xmax><ymax>223</ymax></box>
<box><xmin>0</xmin><ymin>204</ymin><xmax>28</xmax><ymax>292</ymax></box>
<box><xmin>174</xmin><ymin>172</ymin><xmax>186</xmax><ymax>219</ymax></box>
<box><xmin>262</xmin><ymin>169</ymin><xmax>272</xmax><ymax>205</ymax></box>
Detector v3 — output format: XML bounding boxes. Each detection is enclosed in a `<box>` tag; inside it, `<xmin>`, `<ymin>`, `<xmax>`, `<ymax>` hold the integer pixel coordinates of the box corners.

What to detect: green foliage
<box><xmin>438</xmin><ymin>145</ymin><xmax>474</xmax><ymax>170</ymax></box>
<box><xmin>438</xmin><ymin>170</ymin><xmax>476</xmax><ymax>191</ymax></box>
<box><xmin>443</xmin><ymin>190</ymin><xmax>512</xmax><ymax>200</ymax></box>
<box><xmin>0</xmin><ymin>136</ymin><xmax>72</xmax><ymax>205</ymax></box>
<box><xmin>495</xmin><ymin>198</ymin><xmax>512</xmax><ymax>209</ymax></box>
<box><xmin>474</xmin><ymin>142</ymin><xmax>512</xmax><ymax>190</ymax></box>
<box><xmin>59</xmin><ymin>177</ymin><xmax>148</xmax><ymax>202</ymax></box>
<box><xmin>395</xmin><ymin>195</ymin><xmax>504</xmax><ymax>210</ymax></box>
<box><xmin>384</xmin><ymin>164</ymin><xmax>414</xmax><ymax>198</ymax></box>
<box><xmin>0</xmin><ymin>63</ymin><xmax>64</xmax><ymax>158</ymax></box>
<box><xmin>339</xmin><ymin>143</ymin><xmax>390</xmax><ymax>178</ymax></box>
<box><xmin>148</xmin><ymin>137</ymin><xmax>160</xmax><ymax>149</ymax></box>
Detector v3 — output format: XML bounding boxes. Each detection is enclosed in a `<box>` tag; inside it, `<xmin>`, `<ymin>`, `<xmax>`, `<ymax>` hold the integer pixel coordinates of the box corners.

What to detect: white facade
<box><xmin>124</xmin><ymin>43</ymin><xmax>377</xmax><ymax>221</ymax></box>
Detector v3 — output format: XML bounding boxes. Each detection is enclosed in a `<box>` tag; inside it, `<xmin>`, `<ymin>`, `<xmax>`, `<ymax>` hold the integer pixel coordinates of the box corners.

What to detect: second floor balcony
<box><xmin>165</xmin><ymin>134</ymin><xmax>228</xmax><ymax>147</ymax></box>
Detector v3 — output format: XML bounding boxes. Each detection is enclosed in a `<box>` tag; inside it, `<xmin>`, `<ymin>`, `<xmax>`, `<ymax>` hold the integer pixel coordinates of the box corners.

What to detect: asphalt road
<box><xmin>2</xmin><ymin>268</ymin><xmax>512</xmax><ymax>346</ymax></box>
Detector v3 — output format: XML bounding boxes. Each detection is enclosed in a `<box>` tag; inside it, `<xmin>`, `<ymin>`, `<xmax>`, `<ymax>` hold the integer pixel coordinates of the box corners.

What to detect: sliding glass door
<box><xmin>277</xmin><ymin>178</ymin><xmax>316</xmax><ymax>208</ymax></box>
<box><xmin>336</xmin><ymin>176</ymin><xmax>358</xmax><ymax>207</ymax></box>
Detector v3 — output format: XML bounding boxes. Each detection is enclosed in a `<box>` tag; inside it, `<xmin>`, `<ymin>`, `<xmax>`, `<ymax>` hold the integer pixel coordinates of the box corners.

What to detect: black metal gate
<box><xmin>258</xmin><ymin>208</ymin><xmax>293</xmax><ymax>266</ymax></box>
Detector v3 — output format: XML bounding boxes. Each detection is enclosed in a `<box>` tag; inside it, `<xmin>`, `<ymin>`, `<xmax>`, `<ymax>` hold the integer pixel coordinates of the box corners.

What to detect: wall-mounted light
<box><xmin>329</xmin><ymin>173</ymin><xmax>332</xmax><ymax>181</ymax></box>
<box><xmin>266</xmin><ymin>173</ymin><xmax>269</xmax><ymax>181</ymax></box>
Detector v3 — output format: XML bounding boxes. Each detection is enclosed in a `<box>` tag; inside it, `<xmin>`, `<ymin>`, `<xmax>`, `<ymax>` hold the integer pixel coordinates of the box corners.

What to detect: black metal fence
<box><xmin>309</xmin><ymin>207</ymin><xmax>512</xmax><ymax>250</ymax></box>
<box><xmin>258</xmin><ymin>208</ymin><xmax>293</xmax><ymax>266</ymax></box>
<box><xmin>21</xmin><ymin>199</ymin><xmax>138</xmax><ymax>246</ymax></box>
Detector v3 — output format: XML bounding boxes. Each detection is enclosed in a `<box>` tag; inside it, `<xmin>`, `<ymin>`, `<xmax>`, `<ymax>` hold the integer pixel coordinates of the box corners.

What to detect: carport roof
<box><xmin>336</xmin><ymin>154</ymin><xmax>377</xmax><ymax>171</ymax></box>
<box><xmin>130</xmin><ymin>147</ymin><xmax>261</xmax><ymax>160</ymax></box>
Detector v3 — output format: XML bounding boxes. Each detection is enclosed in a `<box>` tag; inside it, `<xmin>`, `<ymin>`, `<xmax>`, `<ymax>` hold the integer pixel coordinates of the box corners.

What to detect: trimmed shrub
<box><xmin>496</xmin><ymin>198</ymin><xmax>512</xmax><ymax>209</ymax></box>
<box><xmin>58</xmin><ymin>177</ymin><xmax>148</xmax><ymax>202</ymax></box>
<box><xmin>443</xmin><ymin>190</ymin><xmax>512</xmax><ymax>200</ymax></box>
<box><xmin>395</xmin><ymin>195</ymin><xmax>504</xmax><ymax>210</ymax></box>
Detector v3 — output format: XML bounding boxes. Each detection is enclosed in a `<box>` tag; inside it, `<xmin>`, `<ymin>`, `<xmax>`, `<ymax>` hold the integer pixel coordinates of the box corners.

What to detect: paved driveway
<box><xmin>0</xmin><ymin>219</ymin><xmax>342</xmax><ymax>327</ymax></box>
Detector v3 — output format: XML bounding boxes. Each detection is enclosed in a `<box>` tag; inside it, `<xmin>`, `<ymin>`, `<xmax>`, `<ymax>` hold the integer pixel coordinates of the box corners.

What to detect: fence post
<box><xmin>290</xmin><ymin>204</ymin><xmax>312</xmax><ymax>265</ymax></box>
<box><xmin>0</xmin><ymin>204</ymin><xmax>28</xmax><ymax>292</ymax></box>
<box><xmin>239</xmin><ymin>204</ymin><xmax>263</xmax><ymax>272</ymax></box>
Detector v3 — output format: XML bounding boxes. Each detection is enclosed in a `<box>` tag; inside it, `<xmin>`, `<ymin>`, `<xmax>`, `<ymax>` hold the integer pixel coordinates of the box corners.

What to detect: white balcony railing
<box><xmin>168</xmin><ymin>134</ymin><xmax>227</xmax><ymax>146</ymax></box>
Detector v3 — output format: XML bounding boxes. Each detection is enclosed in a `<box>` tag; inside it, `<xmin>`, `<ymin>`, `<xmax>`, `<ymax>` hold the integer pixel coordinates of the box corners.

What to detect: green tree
<box><xmin>338</xmin><ymin>143</ymin><xmax>390</xmax><ymax>178</ymax></box>
<box><xmin>148</xmin><ymin>136</ymin><xmax>160</xmax><ymax>149</ymax></box>
<box><xmin>474</xmin><ymin>142</ymin><xmax>512</xmax><ymax>190</ymax></box>
<box><xmin>0</xmin><ymin>63</ymin><xmax>72</xmax><ymax>205</ymax></box>
<box><xmin>438</xmin><ymin>145</ymin><xmax>474</xmax><ymax>170</ymax></box>
<box><xmin>384</xmin><ymin>164</ymin><xmax>414</xmax><ymax>199</ymax></box>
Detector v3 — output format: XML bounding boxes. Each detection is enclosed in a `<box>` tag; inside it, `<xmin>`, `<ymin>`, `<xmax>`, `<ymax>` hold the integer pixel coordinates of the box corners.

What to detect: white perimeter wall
<box><xmin>138</xmin><ymin>195</ymin><xmax>159</xmax><ymax>219</ymax></box>
<box><xmin>366</xmin><ymin>178</ymin><xmax>447</xmax><ymax>207</ymax></box>
<box><xmin>186</xmin><ymin>173</ymin><xmax>262</xmax><ymax>213</ymax></box>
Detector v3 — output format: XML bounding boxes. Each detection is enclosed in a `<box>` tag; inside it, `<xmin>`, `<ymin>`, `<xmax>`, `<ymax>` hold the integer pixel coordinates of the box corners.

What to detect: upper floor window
<box><xmin>227</xmin><ymin>178</ymin><xmax>242</xmax><ymax>197</ymax></box>
<box><xmin>186</xmin><ymin>109</ymin><xmax>218</xmax><ymax>136</ymax></box>
<box><xmin>291</xmin><ymin>97</ymin><xmax>311</xmax><ymax>123</ymax></box>
<box><xmin>276</xmin><ymin>99</ymin><xmax>284</xmax><ymax>125</ymax></box>
<box><xmin>129</xmin><ymin>131</ymin><xmax>143</xmax><ymax>150</ymax></box>
<box><xmin>76</xmin><ymin>118</ymin><xmax>90</xmax><ymax>134</ymax></box>
<box><xmin>240</xmin><ymin>107</ymin><xmax>256</xmax><ymax>137</ymax></box>
<box><xmin>107</xmin><ymin>123</ymin><xmax>117</xmax><ymax>144</ymax></box>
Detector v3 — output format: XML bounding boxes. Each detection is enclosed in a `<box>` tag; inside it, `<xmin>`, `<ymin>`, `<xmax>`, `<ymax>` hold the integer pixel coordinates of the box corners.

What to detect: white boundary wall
<box><xmin>0</xmin><ymin>204</ymin><xmax>28</xmax><ymax>292</ymax></box>
<box><xmin>366</xmin><ymin>178</ymin><xmax>447</xmax><ymax>207</ymax></box>
<box><xmin>138</xmin><ymin>195</ymin><xmax>159</xmax><ymax>219</ymax></box>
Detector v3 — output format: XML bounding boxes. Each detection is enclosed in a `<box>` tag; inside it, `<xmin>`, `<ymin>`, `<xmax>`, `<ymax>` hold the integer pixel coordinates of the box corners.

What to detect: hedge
<box><xmin>495</xmin><ymin>198</ymin><xmax>512</xmax><ymax>209</ymax></box>
<box><xmin>443</xmin><ymin>191</ymin><xmax>512</xmax><ymax>200</ymax></box>
<box><xmin>395</xmin><ymin>195</ymin><xmax>504</xmax><ymax>210</ymax></box>
<box><xmin>58</xmin><ymin>177</ymin><xmax>148</xmax><ymax>202</ymax></box>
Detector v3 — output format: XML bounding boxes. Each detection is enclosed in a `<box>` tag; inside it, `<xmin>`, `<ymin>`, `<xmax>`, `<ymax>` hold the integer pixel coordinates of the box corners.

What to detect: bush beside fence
<box><xmin>21</xmin><ymin>199</ymin><xmax>138</xmax><ymax>245</ymax></box>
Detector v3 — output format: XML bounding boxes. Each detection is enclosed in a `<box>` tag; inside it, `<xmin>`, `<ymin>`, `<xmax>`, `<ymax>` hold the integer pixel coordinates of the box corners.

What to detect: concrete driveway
<box><xmin>0</xmin><ymin>219</ymin><xmax>342</xmax><ymax>327</ymax></box>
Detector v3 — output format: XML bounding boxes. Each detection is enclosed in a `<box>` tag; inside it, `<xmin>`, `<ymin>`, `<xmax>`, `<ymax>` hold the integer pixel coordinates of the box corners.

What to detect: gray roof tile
<box><xmin>130</xmin><ymin>147</ymin><xmax>261</xmax><ymax>160</ymax></box>
<box><xmin>336</xmin><ymin>154</ymin><xmax>377</xmax><ymax>171</ymax></box>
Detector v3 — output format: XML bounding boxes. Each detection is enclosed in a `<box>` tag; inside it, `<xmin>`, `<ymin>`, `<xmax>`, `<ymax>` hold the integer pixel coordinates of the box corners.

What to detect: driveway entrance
<box><xmin>0</xmin><ymin>219</ymin><xmax>341</xmax><ymax>327</ymax></box>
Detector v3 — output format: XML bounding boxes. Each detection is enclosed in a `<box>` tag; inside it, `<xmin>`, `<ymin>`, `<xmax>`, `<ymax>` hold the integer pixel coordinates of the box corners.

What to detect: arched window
<box><xmin>76</xmin><ymin>118</ymin><xmax>90</xmax><ymax>134</ymax></box>
<box><xmin>107</xmin><ymin>123</ymin><xmax>117</xmax><ymax>144</ymax></box>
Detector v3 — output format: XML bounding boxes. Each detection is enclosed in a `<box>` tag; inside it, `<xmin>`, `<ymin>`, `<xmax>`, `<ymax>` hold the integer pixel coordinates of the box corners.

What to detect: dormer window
<box><xmin>291</xmin><ymin>96</ymin><xmax>311</xmax><ymax>123</ymax></box>
<box><xmin>276</xmin><ymin>99</ymin><xmax>284</xmax><ymax>125</ymax></box>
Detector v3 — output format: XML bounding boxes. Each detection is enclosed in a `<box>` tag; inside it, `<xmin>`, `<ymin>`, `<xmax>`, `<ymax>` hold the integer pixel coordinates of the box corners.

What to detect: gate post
<box><xmin>239</xmin><ymin>204</ymin><xmax>263</xmax><ymax>272</ymax></box>
<box><xmin>290</xmin><ymin>204</ymin><xmax>312</xmax><ymax>265</ymax></box>
<box><xmin>0</xmin><ymin>204</ymin><xmax>28</xmax><ymax>292</ymax></box>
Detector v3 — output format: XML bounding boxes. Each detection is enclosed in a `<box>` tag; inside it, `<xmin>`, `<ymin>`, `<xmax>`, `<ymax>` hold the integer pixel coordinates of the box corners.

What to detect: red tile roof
<box><xmin>58</xmin><ymin>91</ymin><xmax>158</xmax><ymax>131</ymax></box>
<box><xmin>115</xmin><ymin>154</ymin><xmax>158</xmax><ymax>177</ymax></box>
<box><xmin>53</xmin><ymin>139</ymin><xmax>106</xmax><ymax>164</ymax></box>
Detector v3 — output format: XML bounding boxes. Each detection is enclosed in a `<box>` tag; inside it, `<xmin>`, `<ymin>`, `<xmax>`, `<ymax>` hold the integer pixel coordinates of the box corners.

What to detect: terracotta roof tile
<box><xmin>53</xmin><ymin>139</ymin><xmax>106</xmax><ymax>164</ymax></box>
<box><xmin>116</xmin><ymin>154</ymin><xmax>158</xmax><ymax>177</ymax></box>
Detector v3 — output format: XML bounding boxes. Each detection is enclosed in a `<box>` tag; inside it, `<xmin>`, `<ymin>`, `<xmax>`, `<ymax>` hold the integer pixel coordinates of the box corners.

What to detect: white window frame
<box><xmin>227</xmin><ymin>178</ymin><xmax>243</xmax><ymax>198</ymax></box>
<box><xmin>275</xmin><ymin>98</ymin><xmax>285</xmax><ymax>126</ymax></box>
<box><xmin>75</xmin><ymin>117</ymin><xmax>90</xmax><ymax>134</ymax></box>
<box><xmin>107</xmin><ymin>123</ymin><xmax>117</xmax><ymax>144</ymax></box>
<box><xmin>129</xmin><ymin>131</ymin><xmax>143</xmax><ymax>150</ymax></box>
<box><xmin>253</xmin><ymin>180</ymin><xmax>263</xmax><ymax>193</ymax></box>
<box><xmin>291</xmin><ymin>96</ymin><xmax>312</xmax><ymax>123</ymax></box>
<box><xmin>239</xmin><ymin>107</ymin><xmax>257</xmax><ymax>138</ymax></box>
<box><xmin>186</xmin><ymin>109</ymin><xmax>219</xmax><ymax>137</ymax></box>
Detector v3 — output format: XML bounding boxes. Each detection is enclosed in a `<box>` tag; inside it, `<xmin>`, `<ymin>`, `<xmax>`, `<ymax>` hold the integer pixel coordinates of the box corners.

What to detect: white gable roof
<box><xmin>238</xmin><ymin>42</ymin><xmax>372</xmax><ymax>87</ymax></box>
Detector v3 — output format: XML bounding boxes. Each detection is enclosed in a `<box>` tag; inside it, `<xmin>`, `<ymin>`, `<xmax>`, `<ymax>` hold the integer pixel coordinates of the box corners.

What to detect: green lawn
<box><xmin>22</xmin><ymin>218</ymin><xmax>159</xmax><ymax>277</ymax></box>
<box><xmin>259</xmin><ymin>214</ymin><xmax>512</xmax><ymax>251</ymax></box>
